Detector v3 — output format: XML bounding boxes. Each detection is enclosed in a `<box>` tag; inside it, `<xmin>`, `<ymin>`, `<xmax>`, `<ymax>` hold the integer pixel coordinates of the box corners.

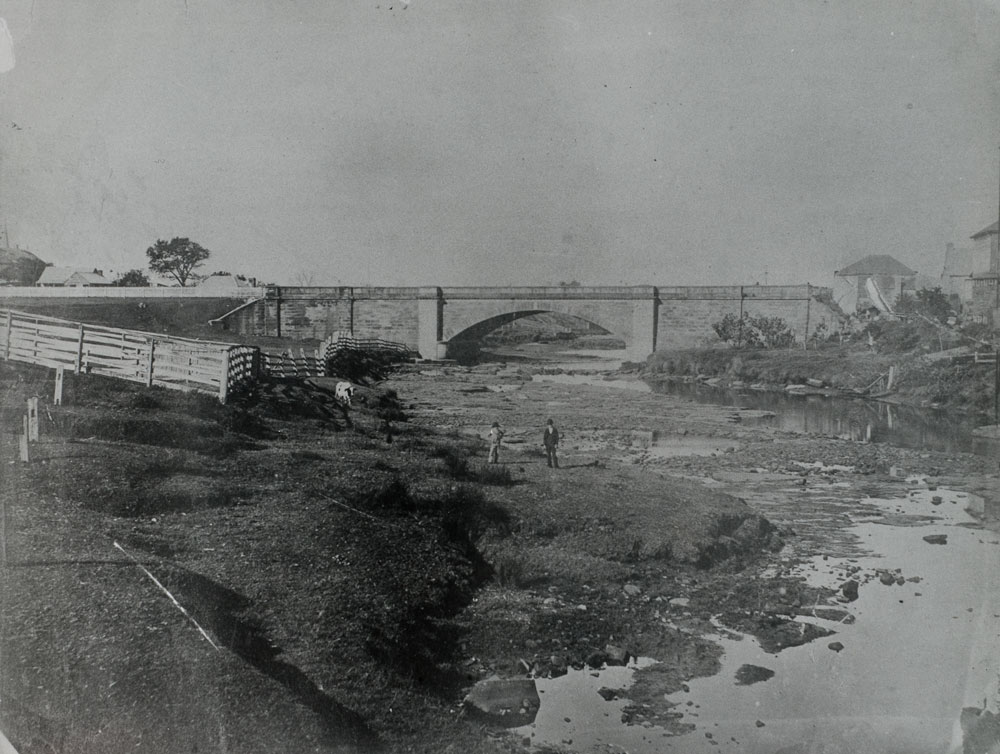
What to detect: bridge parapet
<box><xmin>440</xmin><ymin>285</ymin><xmax>658</xmax><ymax>301</ymax></box>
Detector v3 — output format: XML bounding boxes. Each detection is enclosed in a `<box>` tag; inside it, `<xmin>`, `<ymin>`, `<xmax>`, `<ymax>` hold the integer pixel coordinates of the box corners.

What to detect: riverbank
<box><xmin>643</xmin><ymin>344</ymin><xmax>996</xmax><ymax>416</ymax></box>
<box><xmin>1</xmin><ymin>355</ymin><xmax>998</xmax><ymax>752</ymax></box>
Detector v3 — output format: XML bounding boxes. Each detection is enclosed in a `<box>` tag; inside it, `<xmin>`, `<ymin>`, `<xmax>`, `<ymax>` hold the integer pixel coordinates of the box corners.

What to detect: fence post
<box><xmin>20</xmin><ymin>416</ymin><xmax>29</xmax><ymax>462</ymax></box>
<box><xmin>3</xmin><ymin>309</ymin><xmax>11</xmax><ymax>361</ymax></box>
<box><xmin>218</xmin><ymin>348</ymin><xmax>231</xmax><ymax>403</ymax></box>
<box><xmin>27</xmin><ymin>398</ymin><xmax>39</xmax><ymax>442</ymax></box>
<box><xmin>146</xmin><ymin>340</ymin><xmax>156</xmax><ymax>387</ymax></box>
<box><xmin>54</xmin><ymin>366</ymin><xmax>64</xmax><ymax>405</ymax></box>
<box><xmin>75</xmin><ymin>324</ymin><xmax>85</xmax><ymax>374</ymax></box>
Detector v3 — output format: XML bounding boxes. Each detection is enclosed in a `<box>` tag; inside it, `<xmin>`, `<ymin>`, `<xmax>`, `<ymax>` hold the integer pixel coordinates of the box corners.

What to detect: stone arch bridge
<box><xmin>214</xmin><ymin>284</ymin><xmax>837</xmax><ymax>361</ymax></box>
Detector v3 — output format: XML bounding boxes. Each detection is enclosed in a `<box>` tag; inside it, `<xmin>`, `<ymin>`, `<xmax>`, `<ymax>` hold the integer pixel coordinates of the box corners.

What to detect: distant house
<box><xmin>36</xmin><ymin>267</ymin><xmax>112</xmax><ymax>287</ymax></box>
<box><xmin>939</xmin><ymin>242</ymin><xmax>986</xmax><ymax>309</ymax></box>
<box><xmin>834</xmin><ymin>255</ymin><xmax>916</xmax><ymax>313</ymax></box>
<box><xmin>969</xmin><ymin>221</ymin><xmax>1000</xmax><ymax>324</ymax></box>
<box><xmin>0</xmin><ymin>246</ymin><xmax>47</xmax><ymax>285</ymax></box>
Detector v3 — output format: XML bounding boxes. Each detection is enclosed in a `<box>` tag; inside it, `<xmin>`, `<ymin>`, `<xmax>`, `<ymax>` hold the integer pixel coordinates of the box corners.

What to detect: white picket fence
<box><xmin>0</xmin><ymin>309</ymin><xmax>259</xmax><ymax>402</ymax></box>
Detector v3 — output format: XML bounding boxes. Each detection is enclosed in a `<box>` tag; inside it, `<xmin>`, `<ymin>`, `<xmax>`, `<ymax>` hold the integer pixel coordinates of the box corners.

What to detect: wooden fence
<box><xmin>0</xmin><ymin>310</ymin><xmax>415</xmax><ymax>401</ymax></box>
<box><xmin>0</xmin><ymin>309</ymin><xmax>259</xmax><ymax>402</ymax></box>
<box><xmin>260</xmin><ymin>335</ymin><xmax>413</xmax><ymax>379</ymax></box>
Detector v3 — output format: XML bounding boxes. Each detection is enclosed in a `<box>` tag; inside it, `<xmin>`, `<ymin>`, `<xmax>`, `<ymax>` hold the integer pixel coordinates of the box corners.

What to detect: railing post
<box><xmin>75</xmin><ymin>324</ymin><xmax>85</xmax><ymax>374</ymax></box>
<box><xmin>27</xmin><ymin>397</ymin><xmax>39</xmax><ymax>442</ymax></box>
<box><xmin>3</xmin><ymin>309</ymin><xmax>11</xmax><ymax>361</ymax></box>
<box><xmin>146</xmin><ymin>340</ymin><xmax>156</xmax><ymax>387</ymax></box>
<box><xmin>218</xmin><ymin>348</ymin><xmax>231</xmax><ymax>403</ymax></box>
<box><xmin>54</xmin><ymin>366</ymin><xmax>64</xmax><ymax>405</ymax></box>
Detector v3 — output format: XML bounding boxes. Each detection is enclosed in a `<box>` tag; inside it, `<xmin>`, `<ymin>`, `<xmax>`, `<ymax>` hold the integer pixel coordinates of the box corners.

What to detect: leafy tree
<box><xmin>894</xmin><ymin>286</ymin><xmax>953</xmax><ymax>323</ymax></box>
<box><xmin>146</xmin><ymin>237</ymin><xmax>210</xmax><ymax>287</ymax></box>
<box><xmin>112</xmin><ymin>268</ymin><xmax>150</xmax><ymax>287</ymax></box>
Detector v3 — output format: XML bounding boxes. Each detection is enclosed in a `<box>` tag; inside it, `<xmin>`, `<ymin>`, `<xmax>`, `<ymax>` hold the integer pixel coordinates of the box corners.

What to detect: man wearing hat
<box><xmin>488</xmin><ymin>421</ymin><xmax>504</xmax><ymax>464</ymax></box>
<box><xmin>542</xmin><ymin>418</ymin><xmax>560</xmax><ymax>468</ymax></box>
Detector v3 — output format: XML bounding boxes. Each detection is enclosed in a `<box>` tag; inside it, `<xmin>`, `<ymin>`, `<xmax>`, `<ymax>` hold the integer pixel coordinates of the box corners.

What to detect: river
<box><xmin>521</xmin><ymin>346</ymin><xmax>994</xmax><ymax>456</ymax></box>
<box><xmin>484</xmin><ymin>344</ymin><xmax>1000</xmax><ymax>753</ymax></box>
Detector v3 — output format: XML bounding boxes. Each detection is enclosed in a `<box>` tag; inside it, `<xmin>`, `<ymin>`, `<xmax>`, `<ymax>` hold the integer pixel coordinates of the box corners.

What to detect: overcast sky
<box><xmin>0</xmin><ymin>1</ymin><xmax>997</xmax><ymax>298</ymax></box>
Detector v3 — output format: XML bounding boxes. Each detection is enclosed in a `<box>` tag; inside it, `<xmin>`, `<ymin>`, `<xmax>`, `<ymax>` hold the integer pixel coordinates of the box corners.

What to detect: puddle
<box><xmin>514</xmin><ymin>488</ymin><xmax>1000</xmax><ymax>753</ymax></box>
<box><xmin>514</xmin><ymin>658</ymin><xmax>666</xmax><ymax>751</ymax></box>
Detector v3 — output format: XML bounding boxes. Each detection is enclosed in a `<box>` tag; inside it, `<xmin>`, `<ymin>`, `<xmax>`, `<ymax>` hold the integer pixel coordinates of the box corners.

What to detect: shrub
<box><xmin>360</xmin><ymin>478</ymin><xmax>415</xmax><ymax>513</ymax></box>
<box><xmin>429</xmin><ymin>444</ymin><xmax>471</xmax><ymax>479</ymax></box>
<box><xmin>712</xmin><ymin>313</ymin><xmax>794</xmax><ymax>349</ymax></box>
<box><xmin>472</xmin><ymin>462</ymin><xmax>514</xmax><ymax>486</ymax></box>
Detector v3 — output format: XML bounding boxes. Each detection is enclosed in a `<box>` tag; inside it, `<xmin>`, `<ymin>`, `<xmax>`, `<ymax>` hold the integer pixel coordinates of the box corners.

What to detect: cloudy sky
<box><xmin>0</xmin><ymin>1</ymin><xmax>997</xmax><ymax>298</ymax></box>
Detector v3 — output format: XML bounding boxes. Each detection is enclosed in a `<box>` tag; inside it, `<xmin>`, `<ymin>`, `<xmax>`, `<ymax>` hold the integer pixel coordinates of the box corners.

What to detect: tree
<box><xmin>112</xmin><ymin>269</ymin><xmax>150</xmax><ymax>287</ymax></box>
<box><xmin>146</xmin><ymin>237</ymin><xmax>210</xmax><ymax>287</ymax></box>
<box><xmin>894</xmin><ymin>286</ymin><xmax>953</xmax><ymax>324</ymax></box>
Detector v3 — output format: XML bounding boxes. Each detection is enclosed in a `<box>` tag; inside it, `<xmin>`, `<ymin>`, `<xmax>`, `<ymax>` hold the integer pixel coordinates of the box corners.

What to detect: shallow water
<box><xmin>515</xmin><ymin>487</ymin><xmax>1000</xmax><ymax>754</ymax></box>
<box><xmin>527</xmin><ymin>344</ymin><xmax>990</xmax><ymax>454</ymax></box>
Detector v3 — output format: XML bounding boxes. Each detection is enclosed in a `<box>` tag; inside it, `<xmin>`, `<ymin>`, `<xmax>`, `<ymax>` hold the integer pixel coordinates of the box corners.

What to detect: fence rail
<box><xmin>0</xmin><ymin>309</ymin><xmax>414</xmax><ymax>401</ymax></box>
<box><xmin>0</xmin><ymin>309</ymin><xmax>257</xmax><ymax>402</ymax></box>
<box><xmin>260</xmin><ymin>335</ymin><xmax>413</xmax><ymax>379</ymax></box>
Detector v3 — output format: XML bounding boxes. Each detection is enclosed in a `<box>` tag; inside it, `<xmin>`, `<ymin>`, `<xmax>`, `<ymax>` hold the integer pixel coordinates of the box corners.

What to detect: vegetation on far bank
<box><xmin>645</xmin><ymin>290</ymin><xmax>998</xmax><ymax>415</ymax></box>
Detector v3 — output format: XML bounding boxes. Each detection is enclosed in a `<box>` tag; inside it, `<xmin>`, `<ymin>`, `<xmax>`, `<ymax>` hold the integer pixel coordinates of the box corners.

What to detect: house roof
<box><xmin>37</xmin><ymin>266</ymin><xmax>110</xmax><ymax>285</ymax></box>
<box><xmin>835</xmin><ymin>255</ymin><xmax>916</xmax><ymax>278</ymax></box>
<box><xmin>971</xmin><ymin>221</ymin><xmax>998</xmax><ymax>240</ymax></box>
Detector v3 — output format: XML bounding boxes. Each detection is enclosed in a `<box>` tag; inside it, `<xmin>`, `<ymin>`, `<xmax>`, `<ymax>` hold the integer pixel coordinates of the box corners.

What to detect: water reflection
<box><xmin>646</xmin><ymin>379</ymin><xmax>991</xmax><ymax>455</ymax></box>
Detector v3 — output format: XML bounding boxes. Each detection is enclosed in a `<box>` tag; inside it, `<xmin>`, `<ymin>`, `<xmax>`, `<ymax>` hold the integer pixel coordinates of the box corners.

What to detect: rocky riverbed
<box><xmin>390</xmin><ymin>358</ymin><xmax>1000</xmax><ymax>752</ymax></box>
<box><xmin>1</xmin><ymin>353</ymin><xmax>998</xmax><ymax>754</ymax></box>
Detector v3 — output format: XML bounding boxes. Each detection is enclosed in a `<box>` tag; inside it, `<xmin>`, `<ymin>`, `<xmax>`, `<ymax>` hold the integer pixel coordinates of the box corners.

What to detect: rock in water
<box><xmin>923</xmin><ymin>534</ymin><xmax>948</xmax><ymax>545</ymax></box>
<box><xmin>463</xmin><ymin>678</ymin><xmax>540</xmax><ymax>726</ymax></box>
<box><xmin>734</xmin><ymin>664</ymin><xmax>775</xmax><ymax>685</ymax></box>
<box><xmin>828</xmin><ymin>641</ymin><xmax>845</xmax><ymax>653</ymax></box>
<box><xmin>841</xmin><ymin>580</ymin><xmax>860</xmax><ymax>601</ymax></box>
<box><xmin>604</xmin><ymin>645</ymin><xmax>631</xmax><ymax>666</ymax></box>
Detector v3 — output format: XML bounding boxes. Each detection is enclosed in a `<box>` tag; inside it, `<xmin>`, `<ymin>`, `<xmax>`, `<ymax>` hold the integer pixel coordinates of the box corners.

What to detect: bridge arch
<box><xmin>443</xmin><ymin>310</ymin><xmax>615</xmax><ymax>362</ymax></box>
<box><xmin>430</xmin><ymin>287</ymin><xmax>658</xmax><ymax>362</ymax></box>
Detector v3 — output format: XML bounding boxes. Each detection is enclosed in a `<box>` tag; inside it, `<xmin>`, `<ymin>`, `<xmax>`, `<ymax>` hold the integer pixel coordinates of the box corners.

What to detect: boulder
<box><xmin>923</xmin><ymin>534</ymin><xmax>948</xmax><ymax>545</ymax></box>
<box><xmin>734</xmin><ymin>664</ymin><xmax>775</xmax><ymax>686</ymax></box>
<box><xmin>463</xmin><ymin>677</ymin><xmax>540</xmax><ymax>727</ymax></box>
<box><xmin>586</xmin><ymin>650</ymin><xmax>609</xmax><ymax>669</ymax></box>
<box><xmin>623</xmin><ymin>584</ymin><xmax>642</xmax><ymax>597</ymax></box>
<box><xmin>828</xmin><ymin>641</ymin><xmax>845</xmax><ymax>653</ymax></box>
<box><xmin>604</xmin><ymin>645</ymin><xmax>630</xmax><ymax>666</ymax></box>
<box><xmin>841</xmin><ymin>580</ymin><xmax>859</xmax><ymax>602</ymax></box>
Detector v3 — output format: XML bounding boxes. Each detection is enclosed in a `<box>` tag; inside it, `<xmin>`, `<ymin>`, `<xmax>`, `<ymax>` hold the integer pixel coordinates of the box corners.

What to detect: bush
<box><xmin>434</xmin><ymin>446</ymin><xmax>470</xmax><ymax>479</ymax></box>
<box><xmin>712</xmin><ymin>313</ymin><xmax>794</xmax><ymax>349</ymax></box>
<box><xmin>325</xmin><ymin>347</ymin><xmax>406</xmax><ymax>384</ymax></box>
<box><xmin>472</xmin><ymin>462</ymin><xmax>515</xmax><ymax>486</ymax></box>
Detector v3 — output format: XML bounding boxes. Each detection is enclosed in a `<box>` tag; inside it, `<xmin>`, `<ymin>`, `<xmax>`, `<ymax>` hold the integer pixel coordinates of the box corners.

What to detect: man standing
<box><xmin>488</xmin><ymin>421</ymin><xmax>504</xmax><ymax>464</ymax></box>
<box><xmin>542</xmin><ymin>419</ymin><xmax>559</xmax><ymax>468</ymax></box>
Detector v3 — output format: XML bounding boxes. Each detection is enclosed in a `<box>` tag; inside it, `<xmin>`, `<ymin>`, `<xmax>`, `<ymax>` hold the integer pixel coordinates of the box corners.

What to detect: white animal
<box><xmin>335</xmin><ymin>381</ymin><xmax>355</xmax><ymax>406</ymax></box>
